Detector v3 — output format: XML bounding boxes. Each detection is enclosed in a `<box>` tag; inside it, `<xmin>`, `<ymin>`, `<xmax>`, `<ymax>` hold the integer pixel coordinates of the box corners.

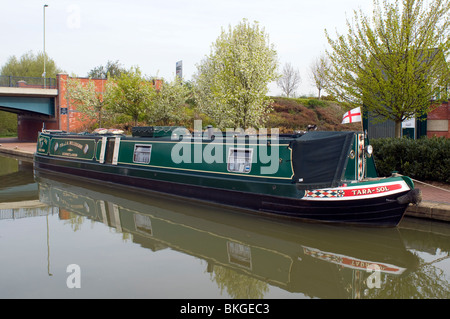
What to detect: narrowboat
<box><xmin>33</xmin><ymin>125</ymin><xmax>421</xmax><ymax>227</ymax></box>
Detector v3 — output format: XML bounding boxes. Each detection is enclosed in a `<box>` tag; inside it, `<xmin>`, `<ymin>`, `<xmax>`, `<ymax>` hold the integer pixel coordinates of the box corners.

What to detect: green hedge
<box><xmin>371</xmin><ymin>137</ymin><xmax>450</xmax><ymax>183</ymax></box>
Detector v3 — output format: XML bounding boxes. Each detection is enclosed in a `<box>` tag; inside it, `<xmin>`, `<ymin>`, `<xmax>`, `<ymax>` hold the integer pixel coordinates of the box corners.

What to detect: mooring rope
<box><xmin>410</xmin><ymin>178</ymin><xmax>450</xmax><ymax>193</ymax></box>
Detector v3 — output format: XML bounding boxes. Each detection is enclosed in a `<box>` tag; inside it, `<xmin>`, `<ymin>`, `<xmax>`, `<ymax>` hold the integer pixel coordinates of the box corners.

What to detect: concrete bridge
<box><xmin>0</xmin><ymin>75</ymin><xmax>59</xmax><ymax>141</ymax></box>
<box><xmin>0</xmin><ymin>74</ymin><xmax>107</xmax><ymax>141</ymax></box>
<box><xmin>0</xmin><ymin>76</ymin><xmax>57</xmax><ymax>115</ymax></box>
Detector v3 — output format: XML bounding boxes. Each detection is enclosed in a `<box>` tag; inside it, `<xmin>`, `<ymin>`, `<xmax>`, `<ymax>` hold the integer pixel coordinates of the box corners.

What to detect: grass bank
<box><xmin>266</xmin><ymin>97</ymin><xmax>360</xmax><ymax>133</ymax></box>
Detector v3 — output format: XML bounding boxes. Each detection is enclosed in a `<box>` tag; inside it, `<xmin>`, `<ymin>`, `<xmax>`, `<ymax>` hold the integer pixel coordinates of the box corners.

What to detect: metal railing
<box><xmin>0</xmin><ymin>75</ymin><xmax>56</xmax><ymax>89</ymax></box>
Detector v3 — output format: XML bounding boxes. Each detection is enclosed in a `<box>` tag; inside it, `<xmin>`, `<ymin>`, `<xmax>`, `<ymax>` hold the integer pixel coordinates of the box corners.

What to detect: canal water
<box><xmin>0</xmin><ymin>154</ymin><xmax>449</xmax><ymax>299</ymax></box>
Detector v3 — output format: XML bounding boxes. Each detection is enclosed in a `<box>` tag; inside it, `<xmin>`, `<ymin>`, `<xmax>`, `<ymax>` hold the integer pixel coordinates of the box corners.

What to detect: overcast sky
<box><xmin>1</xmin><ymin>0</ymin><xmax>374</xmax><ymax>96</ymax></box>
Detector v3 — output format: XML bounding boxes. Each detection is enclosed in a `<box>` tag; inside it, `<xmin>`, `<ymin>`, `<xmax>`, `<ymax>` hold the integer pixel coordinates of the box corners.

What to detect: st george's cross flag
<box><xmin>341</xmin><ymin>107</ymin><xmax>362</xmax><ymax>124</ymax></box>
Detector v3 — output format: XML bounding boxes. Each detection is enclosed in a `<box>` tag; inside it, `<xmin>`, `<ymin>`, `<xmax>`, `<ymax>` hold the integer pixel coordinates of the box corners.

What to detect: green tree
<box><xmin>210</xmin><ymin>264</ymin><xmax>269</xmax><ymax>299</ymax></box>
<box><xmin>149</xmin><ymin>77</ymin><xmax>189</xmax><ymax>125</ymax></box>
<box><xmin>0</xmin><ymin>50</ymin><xmax>63</xmax><ymax>77</ymax></box>
<box><xmin>106</xmin><ymin>67</ymin><xmax>155</xmax><ymax>126</ymax></box>
<box><xmin>87</xmin><ymin>60</ymin><xmax>127</xmax><ymax>79</ymax></box>
<box><xmin>194</xmin><ymin>19</ymin><xmax>279</xmax><ymax>129</ymax></box>
<box><xmin>325</xmin><ymin>0</ymin><xmax>450</xmax><ymax>137</ymax></box>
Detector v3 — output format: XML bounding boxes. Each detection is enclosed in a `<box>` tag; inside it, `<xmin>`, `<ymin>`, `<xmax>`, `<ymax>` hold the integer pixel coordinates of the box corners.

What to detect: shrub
<box><xmin>0</xmin><ymin>111</ymin><xmax>17</xmax><ymax>136</ymax></box>
<box><xmin>306</xmin><ymin>99</ymin><xmax>326</xmax><ymax>108</ymax></box>
<box><xmin>371</xmin><ymin>137</ymin><xmax>450</xmax><ymax>183</ymax></box>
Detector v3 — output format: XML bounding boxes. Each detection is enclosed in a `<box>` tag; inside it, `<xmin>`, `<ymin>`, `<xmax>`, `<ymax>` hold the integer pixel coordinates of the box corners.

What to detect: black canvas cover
<box><xmin>291</xmin><ymin>131</ymin><xmax>355</xmax><ymax>190</ymax></box>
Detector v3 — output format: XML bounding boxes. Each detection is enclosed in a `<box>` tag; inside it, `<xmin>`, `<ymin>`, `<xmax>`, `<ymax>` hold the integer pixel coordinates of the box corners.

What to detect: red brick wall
<box><xmin>56</xmin><ymin>74</ymin><xmax>162</xmax><ymax>133</ymax></box>
<box><xmin>57</xmin><ymin>74</ymin><xmax>107</xmax><ymax>132</ymax></box>
<box><xmin>17</xmin><ymin>114</ymin><xmax>58</xmax><ymax>141</ymax></box>
<box><xmin>427</xmin><ymin>100</ymin><xmax>450</xmax><ymax>138</ymax></box>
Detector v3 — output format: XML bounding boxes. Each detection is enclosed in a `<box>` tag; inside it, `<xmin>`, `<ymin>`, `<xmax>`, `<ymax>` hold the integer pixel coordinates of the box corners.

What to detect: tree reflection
<box><xmin>62</xmin><ymin>211</ymin><xmax>85</xmax><ymax>232</ymax></box>
<box><xmin>61</xmin><ymin>210</ymin><xmax>132</xmax><ymax>242</ymax></box>
<box><xmin>366</xmin><ymin>253</ymin><xmax>450</xmax><ymax>299</ymax></box>
<box><xmin>207</xmin><ymin>253</ymin><xmax>449</xmax><ymax>299</ymax></box>
<box><xmin>208</xmin><ymin>264</ymin><xmax>269</xmax><ymax>299</ymax></box>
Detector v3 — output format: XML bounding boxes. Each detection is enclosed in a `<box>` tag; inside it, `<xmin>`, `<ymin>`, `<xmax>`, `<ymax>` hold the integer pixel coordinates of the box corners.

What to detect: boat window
<box><xmin>227</xmin><ymin>148</ymin><xmax>253</xmax><ymax>173</ymax></box>
<box><xmin>134</xmin><ymin>214</ymin><xmax>153</xmax><ymax>235</ymax></box>
<box><xmin>133</xmin><ymin>144</ymin><xmax>152</xmax><ymax>164</ymax></box>
<box><xmin>227</xmin><ymin>241</ymin><xmax>252</xmax><ymax>269</ymax></box>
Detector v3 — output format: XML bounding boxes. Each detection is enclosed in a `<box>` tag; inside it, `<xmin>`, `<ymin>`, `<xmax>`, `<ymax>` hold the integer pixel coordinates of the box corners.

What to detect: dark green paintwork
<box><xmin>37</xmin><ymin>134</ymin><xmax>50</xmax><ymax>154</ymax></box>
<box><xmin>48</xmin><ymin>137</ymin><xmax>96</xmax><ymax>160</ymax></box>
<box><xmin>116</xmin><ymin>138</ymin><xmax>294</xmax><ymax>180</ymax></box>
<box><xmin>36</xmin><ymin>131</ymin><xmax>407</xmax><ymax>201</ymax></box>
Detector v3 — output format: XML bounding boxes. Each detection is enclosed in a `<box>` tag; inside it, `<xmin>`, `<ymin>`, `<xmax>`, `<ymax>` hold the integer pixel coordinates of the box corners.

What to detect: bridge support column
<box><xmin>17</xmin><ymin>115</ymin><xmax>58</xmax><ymax>142</ymax></box>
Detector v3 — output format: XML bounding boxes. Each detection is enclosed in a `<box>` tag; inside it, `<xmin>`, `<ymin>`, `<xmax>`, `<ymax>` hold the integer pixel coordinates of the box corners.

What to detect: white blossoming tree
<box><xmin>194</xmin><ymin>19</ymin><xmax>279</xmax><ymax>129</ymax></box>
<box><xmin>66</xmin><ymin>77</ymin><xmax>113</xmax><ymax>129</ymax></box>
<box><xmin>149</xmin><ymin>76</ymin><xmax>189</xmax><ymax>125</ymax></box>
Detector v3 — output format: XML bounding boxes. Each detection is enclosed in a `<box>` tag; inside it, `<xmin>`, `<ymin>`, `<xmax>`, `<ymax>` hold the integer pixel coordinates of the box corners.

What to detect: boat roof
<box><xmin>39</xmin><ymin>129</ymin><xmax>359</xmax><ymax>189</ymax></box>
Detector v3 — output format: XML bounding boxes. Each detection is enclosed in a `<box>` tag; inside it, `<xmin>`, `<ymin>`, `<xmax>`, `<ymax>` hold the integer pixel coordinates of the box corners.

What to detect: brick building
<box><xmin>365</xmin><ymin>99</ymin><xmax>450</xmax><ymax>139</ymax></box>
<box><xmin>427</xmin><ymin>100</ymin><xmax>450</xmax><ymax>138</ymax></box>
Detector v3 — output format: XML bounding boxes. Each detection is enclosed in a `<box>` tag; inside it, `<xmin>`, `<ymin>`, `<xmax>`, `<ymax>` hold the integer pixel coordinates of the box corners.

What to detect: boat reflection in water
<box><xmin>35</xmin><ymin>171</ymin><xmax>420</xmax><ymax>299</ymax></box>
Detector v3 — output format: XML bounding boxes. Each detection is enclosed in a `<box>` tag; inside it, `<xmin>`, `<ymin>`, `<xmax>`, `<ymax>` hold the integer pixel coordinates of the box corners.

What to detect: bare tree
<box><xmin>309</xmin><ymin>55</ymin><xmax>329</xmax><ymax>99</ymax></box>
<box><xmin>277</xmin><ymin>62</ymin><xmax>301</xmax><ymax>97</ymax></box>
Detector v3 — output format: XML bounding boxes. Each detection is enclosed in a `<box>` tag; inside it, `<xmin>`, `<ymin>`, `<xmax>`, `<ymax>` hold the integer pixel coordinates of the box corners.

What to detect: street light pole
<box><xmin>43</xmin><ymin>4</ymin><xmax>48</xmax><ymax>88</ymax></box>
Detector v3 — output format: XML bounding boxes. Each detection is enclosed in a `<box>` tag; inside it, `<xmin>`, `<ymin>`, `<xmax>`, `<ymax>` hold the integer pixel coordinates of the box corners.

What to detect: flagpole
<box><xmin>360</xmin><ymin>105</ymin><xmax>364</xmax><ymax>134</ymax></box>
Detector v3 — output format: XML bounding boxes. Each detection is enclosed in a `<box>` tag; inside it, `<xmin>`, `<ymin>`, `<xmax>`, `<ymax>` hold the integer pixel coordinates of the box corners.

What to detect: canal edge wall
<box><xmin>405</xmin><ymin>201</ymin><xmax>450</xmax><ymax>223</ymax></box>
<box><xmin>0</xmin><ymin>146</ymin><xmax>34</xmax><ymax>159</ymax></box>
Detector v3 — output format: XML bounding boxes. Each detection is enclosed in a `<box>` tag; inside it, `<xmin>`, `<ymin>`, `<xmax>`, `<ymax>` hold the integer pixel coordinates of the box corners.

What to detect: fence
<box><xmin>0</xmin><ymin>75</ymin><xmax>57</xmax><ymax>89</ymax></box>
